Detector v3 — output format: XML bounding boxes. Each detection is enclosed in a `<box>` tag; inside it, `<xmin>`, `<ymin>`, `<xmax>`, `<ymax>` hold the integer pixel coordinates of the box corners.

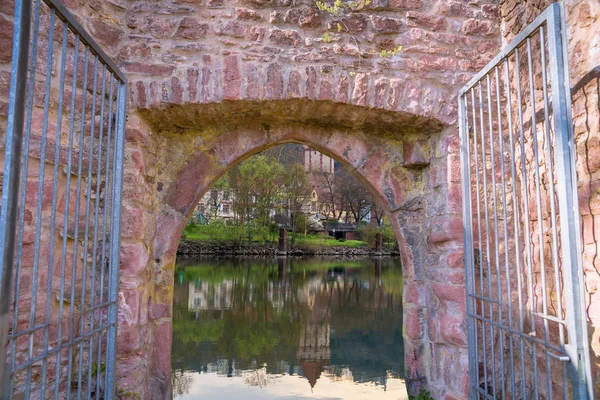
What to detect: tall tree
<box><xmin>282</xmin><ymin>163</ymin><xmax>312</xmax><ymax>248</ymax></box>
<box><xmin>261</xmin><ymin>143</ymin><xmax>304</xmax><ymax>166</ymax></box>
<box><xmin>313</xmin><ymin>171</ymin><xmax>343</xmax><ymax>222</ymax></box>
<box><xmin>228</xmin><ymin>156</ymin><xmax>284</xmax><ymax>241</ymax></box>
<box><xmin>335</xmin><ymin>168</ymin><xmax>374</xmax><ymax>223</ymax></box>
<box><xmin>369</xmin><ymin>194</ymin><xmax>385</xmax><ymax>225</ymax></box>
<box><xmin>228</xmin><ymin>165</ymin><xmax>254</xmax><ymax>227</ymax></box>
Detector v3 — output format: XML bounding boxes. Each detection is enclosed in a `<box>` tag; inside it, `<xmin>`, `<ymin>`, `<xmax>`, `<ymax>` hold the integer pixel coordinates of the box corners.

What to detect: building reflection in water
<box><xmin>172</xmin><ymin>257</ymin><xmax>406</xmax><ymax>399</ymax></box>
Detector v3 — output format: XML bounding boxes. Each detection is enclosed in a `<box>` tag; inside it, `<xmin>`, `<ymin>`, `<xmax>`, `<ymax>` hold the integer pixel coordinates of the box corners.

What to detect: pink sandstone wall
<box><xmin>126</xmin><ymin>108</ymin><xmax>469</xmax><ymax>399</ymax></box>
<box><xmin>3</xmin><ymin>0</ymin><xmax>564</xmax><ymax>399</ymax></box>
<box><xmin>114</xmin><ymin>1</ymin><xmax>500</xmax><ymax>398</ymax></box>
<box><xmin>1</xmin><ymin>0</ymin><xmax>596</xmax><ymax>397</ymax></box>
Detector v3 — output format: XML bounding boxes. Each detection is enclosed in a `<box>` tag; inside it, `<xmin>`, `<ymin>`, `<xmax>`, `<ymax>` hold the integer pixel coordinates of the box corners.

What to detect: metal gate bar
<box><xmin>0</xmin><ymin>0</ymin><xmax>127</xmax><ymax>398</ymax></box>
<box><xmin>459</xmin><ymin>3</ymin><xmax>592</xmax><ymax>399</ymax></box>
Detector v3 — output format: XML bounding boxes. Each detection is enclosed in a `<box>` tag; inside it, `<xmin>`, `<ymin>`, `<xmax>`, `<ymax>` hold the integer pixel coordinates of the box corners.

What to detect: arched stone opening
<box><xmin>117</xmin><ymin>99</ymin><xmax>467</xmax><ymax>400</ymax></box>
<box><xmin>3</xmin><ymin>0</ymin><xmax>599</xmax><ymax>397</ymax></box>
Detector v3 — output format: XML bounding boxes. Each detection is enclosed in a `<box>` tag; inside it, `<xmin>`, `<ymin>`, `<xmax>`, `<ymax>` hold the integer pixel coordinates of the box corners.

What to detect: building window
<box><xmin>223</xmin><ymin>191</ymin><xmax>231</xmax><ymax>200</ymax></box>
<box><xmin>223</xmin><ymin>204</ymin><xmax>230</xmax><ymax>214</ymax></box>
<box><xmin>311</xmin><ymin>202</ymin><xmax>317</xmax><ymax>212</ymax></box>
<box><xmin>210</xmin><ymin>190</ymin><xmax>218</xmax><ymax>202</ymax></box>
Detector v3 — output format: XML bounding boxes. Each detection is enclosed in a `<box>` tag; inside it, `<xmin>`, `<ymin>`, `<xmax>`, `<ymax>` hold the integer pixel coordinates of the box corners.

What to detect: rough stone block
<box><xmin>328</xmin><ymin>15</ymin><xmax>368</xmax><ymax>34</ymax></box>
<box><xmin>236</xmin><ymin>8</ymin><xmax>263</xmax><ymax>21</ymax></box>
<box><xmin>266</xmin><ymin>62</ymin><xmax>283</xmax><ymax>99</ymax></box>
<box><xmin>405</xmin><ymin>307</ymin><xmax>423</xmax><ymax>339</ymax></box>
<box><xmin>432</xmin><ymin>282</ymin><xmax>466</xmax><ymax>305</ymax></box>
<box><xmin>351</xmin><ymin>73</ymin><xmax>369</xmax><ymax>106</ymax></box>
<box><xmin>0</xmin><ymin>14</ymin><xmax>13</xmax><ymax>64</ymax></box>
<box><xmin>88</xmin><ymin>17</ymin><xmax>124</xmax><ymax>48</ymax></box>
<box><xmin>174</xmin><ymin>17</ymin><xmax>209</xmax><ymax>39</ymax></box>
<box><xmin>439</xmin><ymin>311</ymin><xmax>467</xmax><ymax>346</ymax></box>
<box><xmin>268</xmin><ymin>28</ymin><xmax>302</xmax><ymax>46</ymax></box>
<box><xmin>403</xmin><ymin>139</ymin><xmax>430</xmax><ymax>167</ymax></box>
<box><xmin>389</xmin><ymin>0</ymin><xmax>422</xmax><ymax>9</ymax></box>
<box><xmin>215</xmin><ymin>20</ymin><xmax>246</xmax><ymax>38</ymax></box>
<box><xmin>406</xmin><ymin>11</ymin><xmax>447</xmax><ymax>31</ymax></box>
<box><xmin>461</xmin><ymin>19</ymin><xmax>497</xmax><ymax>37</ymax></box>
<box><xmin>287</xmin><ymin>69</ymin><xmax>303</xmax><ymax>97</ymax></box>
<box><xmin>223</xmin><ymin>55</ymin><xmax>242</xmax><ymax>100</ymax></box>
<box><xmin>446</xmin><ymin>251</ymin><xmax>464</xmax><ymax>269</ymax></box>
<box><xmin>429</xmin><ymin>215</ymin><xmax>463</xmax><ymax>243</ymax></box>
<box><xmin>121</xmin><ymin>205</ymin><xmax>144</xmax><ymax>239</ymax></box>
<box><xmin>372</xmin><ymin>16</ymin><xmax>403</xmax><ymax>34</ymax></box>
<box><xmin>298</xmin><ymin>7</ymin><xmax>322</xmax><ymax>29</ymax></box>
<box><xmin>120</xmin><ymin>242</ymin><xmax>150</xmax><ymax>277</ymax></box>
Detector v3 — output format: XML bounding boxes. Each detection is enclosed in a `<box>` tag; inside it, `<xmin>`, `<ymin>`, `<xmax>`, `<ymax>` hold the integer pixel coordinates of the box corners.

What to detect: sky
<box><xmin>175</xmin><ymin>371</ymin><xmax>409</xmax><ymax>400</ymax></box>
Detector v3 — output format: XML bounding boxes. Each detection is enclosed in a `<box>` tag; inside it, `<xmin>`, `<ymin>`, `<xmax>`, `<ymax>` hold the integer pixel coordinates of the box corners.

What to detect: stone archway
<box><xmin>3</xmin><ymin>0</ymin><xmax>600</xmax><ymax>398</ymax></box>
<box><xmin>48</xmin><ymin>0</ymin><xmax>501</xmax><ymax>398</ymax></box>
<box><xmin>116</xmin><ymin>97</ymin><xmax>467</xmax><ymax>399</ymax></box>
<box><xmin>0</xmin><ymin>0</ymin><xmax>499</xmax><ymax>396</ymax></box>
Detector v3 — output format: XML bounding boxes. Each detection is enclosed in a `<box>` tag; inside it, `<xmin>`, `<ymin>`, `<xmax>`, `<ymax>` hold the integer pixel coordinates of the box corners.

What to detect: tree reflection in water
<box><xmin>172</xmin><ymin>257</ymin><xmax>404</xmax><ymax>398</ymax></box>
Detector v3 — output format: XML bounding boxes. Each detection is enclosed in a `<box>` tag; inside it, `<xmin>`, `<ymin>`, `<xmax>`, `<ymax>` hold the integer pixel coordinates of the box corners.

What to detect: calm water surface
<box><xmin>172</xmin><ymin>257</ymin><xmax>406</xmax><ymax>400</ymax></box>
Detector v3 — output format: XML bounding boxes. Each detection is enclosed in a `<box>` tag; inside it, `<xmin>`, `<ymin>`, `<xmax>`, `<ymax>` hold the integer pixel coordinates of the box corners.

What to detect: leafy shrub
<box><xmin>355</xmin><ymin>223</ymin><xmax>398</xmax><ymax>249</ymax></box>
<box><xmin>381</xmin><ymin>223</ymin><xmax>397</xmax><ymax>248</ymax></box>
<box><xmin>294</xmin><ymin>213</ymin><xmax>308</xmax><ymax>234</ymax></box>
<box><xmin>355</xmin><ymin>224</ymin><xmax>378</xmax><ymax>247</ymax></box>
<box><xmin>409</xmin><ymin>389</ymin><xmax>434</xmax><ymax>400</ymax></box>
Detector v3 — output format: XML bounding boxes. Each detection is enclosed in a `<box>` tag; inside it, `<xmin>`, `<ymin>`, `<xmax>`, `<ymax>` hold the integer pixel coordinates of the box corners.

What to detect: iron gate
<box><xmin>458</xmin><ymin>3</ymin><xmax>592</xmax><ymax>400</ymax></box>
<box><xmin>0</xmin><ymin>0</ymin><xmax>127</xmax><ymax>398</ymax></box>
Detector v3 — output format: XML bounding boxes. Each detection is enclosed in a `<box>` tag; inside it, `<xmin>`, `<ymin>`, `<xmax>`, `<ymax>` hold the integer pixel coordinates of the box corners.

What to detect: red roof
<box><xmin>299</xmin><ymin>359</ymin><xmax>328</xmax><ymax>389</ymax></box>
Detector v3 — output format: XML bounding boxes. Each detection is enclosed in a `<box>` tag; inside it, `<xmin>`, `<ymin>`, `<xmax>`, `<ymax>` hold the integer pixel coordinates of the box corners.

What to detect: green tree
<box><xmin>229</xmin><ymin>156</ymin><xmax>284</xmax><ymax>241</ymax></box>
<box><xmin>314</xmin><ymin>170</ymin><xmax>343</xmax><ymax>227</ymax></box>
<box><xmin>281</xmin><ymin>163</ymin><xmax>312</xmax><ymax>248</ymax></box>
<box><xmin>228</xmin><ymin>165</ymin><xmax>253</xmax><ymax>229</ymax></box>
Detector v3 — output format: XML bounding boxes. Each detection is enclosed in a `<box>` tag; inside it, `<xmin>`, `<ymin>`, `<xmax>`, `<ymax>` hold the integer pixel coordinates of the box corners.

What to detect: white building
<box><xmin>187</xmin><ymin>280</ymin><xmax>233</xmax><ymax>311</ymax></box>
<box><xmin>191</xmin><ymin>188</ymin><xmax>235</xmax><ymax>223</ymax></box>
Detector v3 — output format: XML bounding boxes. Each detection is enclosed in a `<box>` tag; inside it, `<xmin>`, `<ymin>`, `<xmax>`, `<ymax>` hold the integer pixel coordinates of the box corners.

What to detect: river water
<box><xmin>172</xmin><ymin>256</ymin><xmax>407</xmax><ymax>400</ymax></box>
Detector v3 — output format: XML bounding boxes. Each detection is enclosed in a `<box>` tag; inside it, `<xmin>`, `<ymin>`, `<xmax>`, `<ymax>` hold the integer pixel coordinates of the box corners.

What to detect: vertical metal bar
<box><xmin>40</xmin><ymin>20</ymin><xmax>69</xmax><ymax>399</ymax></box>
<box><xmin>504</xmin><ymin>56</ymin><xmax>528</xmax><ymax>398</ymax></box>
<box><xmin>495</xmin><ymin>64</ymin><xmax>517</xmax><ymax>399</ymax></box>
<box><xmin>96</xmin><ymin>75</ymin><xmax>115</xmax><ymax>397</ymax></box>
<box><xmin>9</xmin><ymin>0</ymin><xmax>42</xmax><ymax>394</ymax></box>
<box><xmin>76</xmin><ymin>53</ymin><xmax>99</xmax><ymax>399</ymax></box>
<box><xmin>560</xmin><ymin>3</ymin><xmax>593</xmax><ymax>393</ymax></box>
<box><xmin>479</xmin><ymin>80</ymin><xmax>497</xmax><ymax>398</ymax></box>
<box><xmin>486</xmin><ymin>71</ymin><xmax>505</xmax><ymax>399</ymax></box>
<box><xmin>105</xmin><ymin>80</ymin><xmax>127</xmax><ymax>398</ymax></box>
<box><xmin>87</xmin><ymin>64</ymin><xmax>107</xmax><ymax>397</ymax></box>
<box><xmin>466</xmin><ymin>93</ymin><xmax>480</xmax><ymax>394</ymax></box>
<box><xmin>539</xmin><ymin>23</ymin><xmax>569</xmax><ymax>399</ymax></box>
<box><xmin>547</xmin><ymin>3</ymin><xmax>592</xmax><ymax>398</ymax></box>
<box><xmin>472</xmin><ymin>87</ymin><xmax>489</xmax><ymax>395</ymax></box>
<box><xmin>0</xmin><ymin>0</ymin><xmax>32</xmax><ymax>395</ymax></box>
<box><xmin>65</xmin><ymin>44</ymin><xmax>89</xmax><ymax>400</ymax></box>
<box><xmin>104</xmin><ymin>79</ymin><xmax>118</xmax><ymax>395</ymax></box>
<box><xmin>560</xmin><ymin>2</ymin><xmax>593</xmax><ymax>397</ymax></box>
<box><xmin>54</xmin><ymin>34</ymin><xmax>80</xmax><ymax>400</ymax></box>
<box><xmin>526</xmin><ymin>35</ymin><xmax>553</xmax><ymax>398</ymax></box>
<box><xmin>459</xmin><ymin>91</ymin><xmax>478</xmax><ymax>400</ymax></box>
<box><xmin>514</xmin><ymin>46</ymin><xmax>540</xmax><ymax>399</ymax></box>
<box><xmin>25</xmin><ymin>8</ymin><xmax>56</xmax><ymax>397</ymax></box>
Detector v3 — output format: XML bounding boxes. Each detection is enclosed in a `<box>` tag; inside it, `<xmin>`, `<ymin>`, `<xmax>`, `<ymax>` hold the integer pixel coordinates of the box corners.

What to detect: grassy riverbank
<box><xmin>182</xmin><ymin>223</ymin><xmax>369</xmax><ymax>248</ymax></box>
